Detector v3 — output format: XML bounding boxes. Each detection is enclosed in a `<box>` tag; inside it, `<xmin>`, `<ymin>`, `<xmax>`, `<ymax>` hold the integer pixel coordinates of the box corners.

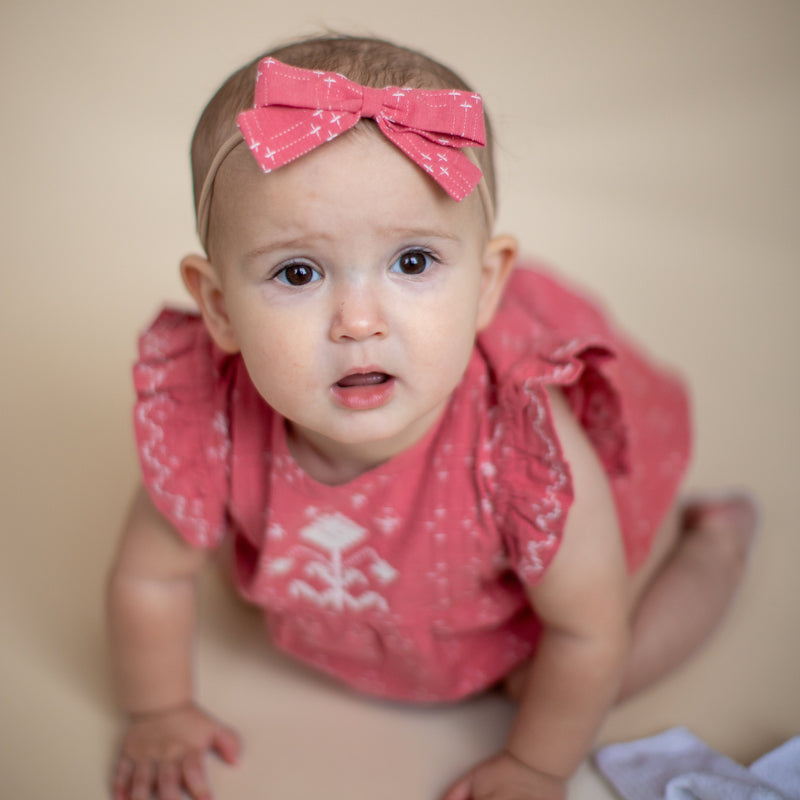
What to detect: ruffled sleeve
<box><xmin>481</xmin><ymin>264</ymin><xmax>632</xmax><ymax>586</ymax></box>
<box><xmin>481</xmin><ymin>262</ymin><xmax>691</xmax><ymax>579</ymax></box>
<box><xmin>132</xmin><ymin>308</ymin><xmax>232</xmax><ymax>548</ymax></box>
<box><xmin>493</xmin><ymin>377</ymin><xmax>575</xmax><ymax>587</ymax></box>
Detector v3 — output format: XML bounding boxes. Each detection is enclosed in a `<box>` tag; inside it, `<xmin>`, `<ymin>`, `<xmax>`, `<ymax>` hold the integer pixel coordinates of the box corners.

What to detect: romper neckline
<box><xmin>267</xmin><ymin>365</ymin><xmax>473</xmax><ymax>497</ymax></box>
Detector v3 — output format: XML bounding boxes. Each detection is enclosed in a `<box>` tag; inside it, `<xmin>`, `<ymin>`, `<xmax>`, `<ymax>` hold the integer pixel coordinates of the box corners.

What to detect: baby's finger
<box><xmin>212</xmin><ymin>725</ymin><xmax>241</xmax><ymax>764</ymax></box>
<box><xmin>157</xmin><ymin>761</ymin><xmax>183</xmax><ymax>800</ymax></box>
<box><xmin>130</xmin><ymin>760</ymin><xmax>155</xmax><ymax>800</ymax></box>
<box><xmin>111</xmin><ymin>755</ymin><xmax>134</xmax><ymax>800</ymax></box>
<box><xmin>182</xmin><ymin>751</ymin><xmax>212</xmax><ymax>800</ymax></box>
<box><xmin>440</xmin><ymin>774</ymin><xmax>473</xmax><ymax>800</ymax></box>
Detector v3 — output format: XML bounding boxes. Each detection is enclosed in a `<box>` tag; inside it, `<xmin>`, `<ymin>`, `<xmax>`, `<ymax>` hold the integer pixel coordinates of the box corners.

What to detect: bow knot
<box><xmin>359</xmin><ymin>85</ymin><xmax>386</xmax><ymax>120</ymax></box>
<box><xmin>237</xmin><ymin>58</ymin><xmax>486</xmax><ymax>201</ymax></box>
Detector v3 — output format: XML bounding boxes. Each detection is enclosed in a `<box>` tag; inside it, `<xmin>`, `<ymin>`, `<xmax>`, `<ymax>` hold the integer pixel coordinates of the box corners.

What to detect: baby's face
<box><xmin>206</xmin><ymin>130</ymin><xmax>509</xmax><ymax>472</ymax></box>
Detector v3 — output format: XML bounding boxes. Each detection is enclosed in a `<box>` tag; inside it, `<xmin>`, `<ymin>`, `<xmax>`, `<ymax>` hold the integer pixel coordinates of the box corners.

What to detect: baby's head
<box><xmin>180</xmin><ymin>34</ymin><xmax>517</xmax><ymax>473</ymax></box>
<box><xmin>191</xmin><ymin>34</ymin><xmax>498</xmax><ymax>257</ymax></box>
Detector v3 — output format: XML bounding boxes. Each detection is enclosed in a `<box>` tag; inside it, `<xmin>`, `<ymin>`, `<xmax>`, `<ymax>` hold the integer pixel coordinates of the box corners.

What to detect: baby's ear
<box><xmin>180</xmin><ymin>254</ymin><xmax>240</xmax><ymax>353</ymax></box>
<box><xmin>477</xmin><ymin>235</ymin><xmax>518</xmax><ymax>330</ymax></box>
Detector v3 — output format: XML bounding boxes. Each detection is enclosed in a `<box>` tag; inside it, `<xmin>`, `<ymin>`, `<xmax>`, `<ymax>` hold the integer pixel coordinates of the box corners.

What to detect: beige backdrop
<box><xmin>2</xmin><ymin>1</ymin><xmax>798</xmax><ymax>797</ymax></box>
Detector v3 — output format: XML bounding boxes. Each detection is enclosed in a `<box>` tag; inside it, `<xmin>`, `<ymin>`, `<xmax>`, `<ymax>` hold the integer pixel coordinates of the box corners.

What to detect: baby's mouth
<box><xmin>331</xmin><ymin>370</ymin><xmax>396</xmax><ymax>410</ymax></box>
<box><xmin>335</xmin><ymin>371</ymin><xmax>392</xmax><ymax>388</ymax></box>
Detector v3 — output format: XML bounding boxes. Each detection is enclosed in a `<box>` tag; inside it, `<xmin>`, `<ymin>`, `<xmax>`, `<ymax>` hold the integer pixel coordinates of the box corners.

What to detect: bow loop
<box><xmin>236</xmin><ymin>58</ymin><xmax>486</xmax><ymax>201</ymax></box>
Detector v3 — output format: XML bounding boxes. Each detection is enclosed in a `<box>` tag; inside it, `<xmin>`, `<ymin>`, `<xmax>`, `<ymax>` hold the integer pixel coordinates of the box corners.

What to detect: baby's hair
<box><xmin>190</xmin><ymin>33</ymin><xmax>497</xmax><ymax>235</ymax></box>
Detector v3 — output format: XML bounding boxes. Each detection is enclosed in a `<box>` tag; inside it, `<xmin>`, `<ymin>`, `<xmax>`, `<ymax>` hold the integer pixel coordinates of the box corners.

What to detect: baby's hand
<box><xmin>441</xmin><ymin>750</ymin><xmax>566</xmax><ymax>800</ymax></box>
<box><xmin>111</xmin><ymin>702</ymin><xmax>241</xmax><ymax>800</ymax></box>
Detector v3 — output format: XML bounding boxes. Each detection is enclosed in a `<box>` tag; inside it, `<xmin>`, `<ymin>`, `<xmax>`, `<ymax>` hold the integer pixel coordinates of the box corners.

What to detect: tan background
<box><xmin>2</xmin><ymin>1</ymin><xmax>798</xmax><ymax>797</ymax></box>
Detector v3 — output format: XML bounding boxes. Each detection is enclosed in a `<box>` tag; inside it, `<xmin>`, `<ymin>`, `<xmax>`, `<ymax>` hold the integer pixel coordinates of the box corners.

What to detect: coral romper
<box><xmin>133</xmin><ymin>263</ymin><xmax>691</xmax><ymax>703</ymax></box>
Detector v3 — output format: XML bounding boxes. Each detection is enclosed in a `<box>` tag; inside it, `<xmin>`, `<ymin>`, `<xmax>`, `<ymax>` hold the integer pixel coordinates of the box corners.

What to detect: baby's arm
<box><xmin>107</xmin><ymin>486</ymin><xmax>240</xmax><ymax>800</ymax></box>
<box><xmin>444</xmin><ymin>388</ymin><xmax>630</xmax><ymax>800</ymax></box>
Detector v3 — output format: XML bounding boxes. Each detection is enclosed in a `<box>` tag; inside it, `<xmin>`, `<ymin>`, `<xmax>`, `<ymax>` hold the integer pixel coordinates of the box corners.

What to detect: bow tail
<box><xmin>378</xmin><ymin>121</ymin><xmax>483</xmax><ymax>201</ymax></box>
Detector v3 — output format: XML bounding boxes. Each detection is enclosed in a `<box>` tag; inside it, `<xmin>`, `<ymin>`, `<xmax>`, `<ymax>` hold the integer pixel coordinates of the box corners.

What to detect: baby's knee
<box><xmin>682</xmin><ymin>492</ymin><xmax>760</xmax><ymax>584</ymax></box>
<box><xmin>692</xmin><ymin>492</ymin><xmax>758</xmax><ymax>548</ymax></box>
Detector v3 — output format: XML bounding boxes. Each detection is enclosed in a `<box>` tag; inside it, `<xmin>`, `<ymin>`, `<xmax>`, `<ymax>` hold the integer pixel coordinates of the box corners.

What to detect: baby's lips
<box><xmin>335</xmin><ymin>371</ymin><xmax>391</xmax><ymax>388</ymax></box>
<box><xmin>330</xmin><ymin>372</ymin><xmax>396</xmax><ymax>411</ymax></box>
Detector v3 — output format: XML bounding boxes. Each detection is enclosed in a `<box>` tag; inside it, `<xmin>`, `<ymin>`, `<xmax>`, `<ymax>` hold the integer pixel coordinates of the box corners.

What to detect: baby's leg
<box><xmin>617</xmin><ymin>492</ymin><xmax>759</xmax><ymax>701</ymax></box>
<box><xmin>502</xmin><ymin>493</ymin><xmax>758</xmax><ymax>703</ymax></box>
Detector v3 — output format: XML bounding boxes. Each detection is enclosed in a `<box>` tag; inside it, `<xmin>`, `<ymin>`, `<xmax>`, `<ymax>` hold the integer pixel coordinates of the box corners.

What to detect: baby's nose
<box><xmin>329</xmin><ymin>282</ymin><xmax>389</xmax><ymax>342</ymax></box>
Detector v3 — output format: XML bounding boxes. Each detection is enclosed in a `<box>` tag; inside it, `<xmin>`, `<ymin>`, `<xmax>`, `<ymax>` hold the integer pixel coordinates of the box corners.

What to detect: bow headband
<box><xmin>196</xmin><ymin>57</ymin><xmax>492</xmax><ymax>250</ymax></box>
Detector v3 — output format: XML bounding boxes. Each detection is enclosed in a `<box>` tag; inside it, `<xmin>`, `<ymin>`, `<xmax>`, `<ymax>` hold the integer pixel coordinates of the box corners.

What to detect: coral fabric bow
<box><xmin>236</xmin><ymin>57</ymin><xmax>487</xmax><ymax>201</ymax></box>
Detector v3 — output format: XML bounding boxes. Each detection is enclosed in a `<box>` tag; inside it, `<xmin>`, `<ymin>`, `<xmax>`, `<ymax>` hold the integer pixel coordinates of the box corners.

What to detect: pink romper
<box><xmin>133</xmin><ymin>263</ymin><xmax>691</xmax><ymax>703</ymax></box>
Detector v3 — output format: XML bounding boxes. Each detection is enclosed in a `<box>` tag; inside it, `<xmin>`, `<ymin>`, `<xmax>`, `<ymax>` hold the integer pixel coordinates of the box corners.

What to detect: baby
<box><xmin>107</xmin><ymin>33</ymin><xmax>758</xmax><ymax>800</ymax></box>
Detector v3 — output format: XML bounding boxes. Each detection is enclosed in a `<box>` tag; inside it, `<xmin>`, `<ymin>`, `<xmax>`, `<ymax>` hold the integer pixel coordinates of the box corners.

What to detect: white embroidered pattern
<box><xmin>274</xmin><ymin>512</ymin><xmax>398</xmax><ymax>611</ymax></box>
<box><xmin>374</xmin><ymin>509</ymin><xmax>401</xmax><ymax>534</ymax></box>
<box><xmin>135</xmin><ymin>325</ymin><xmax>230</xmax><ymax>547</ymax></box>
<box><xmin>517</xmin><ymin>381</ymin><xmax>567</xmax><ymax>582</ymax></box>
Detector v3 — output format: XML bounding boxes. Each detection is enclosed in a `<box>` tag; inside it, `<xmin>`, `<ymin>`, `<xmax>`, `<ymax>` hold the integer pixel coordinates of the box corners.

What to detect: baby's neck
<box><xmin>284</xmin><ymin>403</ymin><xmax>448</xmax><ymax>486</ymax></box>
<box><xmin>284</xmin><ymin>426</ymin><xmax>390</xmax><ymax>485</ymax></box>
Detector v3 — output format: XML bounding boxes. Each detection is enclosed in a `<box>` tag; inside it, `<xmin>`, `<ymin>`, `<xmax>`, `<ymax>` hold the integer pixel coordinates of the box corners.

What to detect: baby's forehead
<box><xmin>219</xmin><ymin>127</ymin><xmax>485</xmax><ymax>219</ymax></box>
<box><xmin>208</xmin><ymin>131</ymin><xmax>487</xmax><ymax>259</ymax></box>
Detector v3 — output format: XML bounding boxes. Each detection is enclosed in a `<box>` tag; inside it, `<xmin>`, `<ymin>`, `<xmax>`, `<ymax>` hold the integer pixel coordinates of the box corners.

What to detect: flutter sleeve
<box><xmin>482</xmin><ymin>263</ymin><xmax>690</xmax><ymax>579</ymax></box>
<box><xmin>492</xmin><ymin>375</ymin><xmax>575</xmax><ymax>588</ymax></box>
<box><xmin>132</xmin><ymin>308</ymin><xmax>231</xmax><ymax>549</ymax></box>
<box><xmin>492</xmin><ymin>343</ymin><xmax>629</xmax><ymax>586</ymax></box>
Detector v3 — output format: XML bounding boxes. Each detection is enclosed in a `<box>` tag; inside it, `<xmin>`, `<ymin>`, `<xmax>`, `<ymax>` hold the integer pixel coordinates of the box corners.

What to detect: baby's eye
<box><xmin>274</xmin><ymin>262</ymin><xmax>322</xmax><ymax>286</ymax></box>
<box><xmin>389</xmin><ymin>249</ymin><xmax>435</xmax><ymax>276</ymax></box>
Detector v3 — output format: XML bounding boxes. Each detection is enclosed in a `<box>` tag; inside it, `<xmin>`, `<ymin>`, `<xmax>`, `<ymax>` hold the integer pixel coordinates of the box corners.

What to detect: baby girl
<box><xmin>107</xmin><ymin>33</ymin><xmax>757</xmax><ymax>800</ymax></box>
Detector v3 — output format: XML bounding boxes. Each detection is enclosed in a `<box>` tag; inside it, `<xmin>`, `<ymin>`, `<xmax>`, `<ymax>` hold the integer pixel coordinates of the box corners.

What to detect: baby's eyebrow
<box><xmin>378</xmin><ymin>225</ymin><xmax>461</xmax><ymax>243</ymax></box>
<box><xmin>242</xmin><ymin>236</ymin><xmax>317</xmax><ymax>262</ymax></box>
<box><xmin>241</xmin><ymin>226</ymin><xmax>461</xmax><ymax>264</ymax></box>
